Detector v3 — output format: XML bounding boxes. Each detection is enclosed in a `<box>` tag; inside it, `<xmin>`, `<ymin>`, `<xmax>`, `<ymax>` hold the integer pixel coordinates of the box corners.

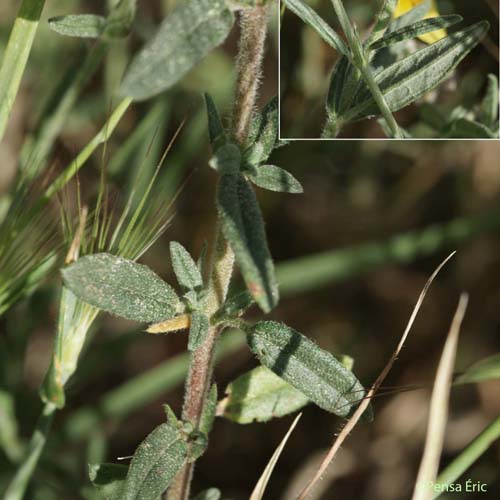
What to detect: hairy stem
<box><xmin>330</xmin><ymin>0</ymin><xmax>403</xmax><ymax>138</ymax></box>
<box><xmin>4</xmin><ymin>403</ymin><xmax>56</xmax><ymax>500</ymax></box>
<box><xmin>167</xmin><ymin>5</ymin><xmax>269</xmax><ymax>500</ymax></box>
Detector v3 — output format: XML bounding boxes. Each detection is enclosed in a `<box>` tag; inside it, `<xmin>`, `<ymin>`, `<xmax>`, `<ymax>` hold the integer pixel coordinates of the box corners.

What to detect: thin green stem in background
<box><xmin>0</xmin><ymin>0</ymin><xmax>46</xmax><ymax>143</ymax></box>
<box><xmin>434</xmin><ymin>416</ymin><xmax>500</xmax><ymax>499</ymax></box>
<box><xmin>329</xmin><ymin>0</ymin><xmax>403</xmax><ymax>138</ymax></box>
<box><xmin>3</xmin><ymin>403</ymin><xmax>56</xmax><ymax>500</ymax></box>
<box><xmin>19</xmin><ymin>41</ymin><xmax>108</xmax><ymax>183</ymax></box>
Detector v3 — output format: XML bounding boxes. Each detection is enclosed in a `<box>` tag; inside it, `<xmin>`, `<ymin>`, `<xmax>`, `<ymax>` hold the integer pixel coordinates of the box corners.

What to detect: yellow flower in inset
<box><xmin>394</xmin><ymin>0</ymin><xmax>447</xmax><ymax>44</ymax></box>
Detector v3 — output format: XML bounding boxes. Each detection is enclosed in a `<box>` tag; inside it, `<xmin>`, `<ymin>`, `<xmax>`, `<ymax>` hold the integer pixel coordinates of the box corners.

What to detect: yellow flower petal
<box><xmin>394</xmin><ymin>0</ymin><xmax>447</xmax><ymax>44</ymax></box>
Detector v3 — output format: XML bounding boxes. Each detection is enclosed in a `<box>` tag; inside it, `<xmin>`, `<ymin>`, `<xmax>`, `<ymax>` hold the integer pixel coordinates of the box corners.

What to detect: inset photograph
<box><xmin>279</xmin><ymin>0</ymin><xmax>500</xmax><ymax>139</ymax></box>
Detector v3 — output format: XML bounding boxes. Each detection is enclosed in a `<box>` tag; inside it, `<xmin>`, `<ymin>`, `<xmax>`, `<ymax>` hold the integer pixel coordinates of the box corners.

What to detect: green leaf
<box><xmin>209</xmin><ymin>143</ymin><xmax>241</xmax><ymax>175</ymax></box>
<box><xmin>62</xmin><ymin>253</ymin><xmax>179</xmax><ymax>323</ymax></box>
<box><xmin>120</xmin><ymin>0</ymin><xmax>235</xmax><ymax>100</ymax></box>
<box><xmin>204</xmin><ymin>93</ymin><xmax>226</xmax><ymax>149</ymax></box>
<box><xmin>89</xmin><ymin>463</ymin><xmax>128</xmax><ymax>500</ymax></box>
<box><xmin>369</xmin><ymin>15</ymin><xmax>463</xmax><ymax>51</ymax></box>
<box><xmin>188</xmin><ymin>310</ymin><xmax>210</xmax><ymax>351</ymax></box>
<box><xmin>219</xmin><ymin>366</ymin><xmax>309</xmax><ymax>424</ymax></box>
<box><xmin>455</xmin><ymin>354</ymin><xmax>500</xmax><ymax>385</ymax></box>
<box><xmin>105</xmin><ymin>0</ymin><xmax>137</xmax><ymax>38</ymax></box>
<box><xmin>199</xmin><ymin>384</ymin><xmax>217</xmax><ymax>435</ymax></box>
<box><xmin>193</xmin><ymin>488</ymin><xmax>221</xmax><ymax>500</ymax></box>
<box><xmin>247</xmin><ymin>165</ymin><xmax>303</xmax><ymax>194</ymax></box>
<box><xmin>367</xmin><ymin>0</ymin><xmax>398</xmax><ymax>45</ymax></box>
<box><xmin>479</xmin><ymin>74</ymin><xmax>499</xmax><ymax>130</ymax></box>
<box><xmin>344</xmin><ymin>21</ymin><xmax>490</xmax><ymax>122</ymax></box>
<box><xmin>48</xmin><ymin>14</ymin><xmax>107</xmax><ymax>38</ymax></box>
<box><xmin>282</xmin><ymin>0</ymin><xmax>349</xmax><ymax>56</ymax></box>
<box><xmin>247</xmin><ymin>321</ymin><xmax>373</xmax><ymax>420</ymax></box>
<box><xmin>213</xmin><ymin>290</ymin><xmax>255</xmax><ymax>321</ymax></box>
<box><xmin>123</xmin><ymin>422</ymin><xmax>188</xmax><ymax>500</ymax></box>
<box><xmin>244</xmin><ymin>97</ymin><xmax>279</xmax><ymax>166</ymax></box>
<box><xmin>217</xmin><ymin>175</ymin><xmax>279</xmax><ymax>313</ymax></box>
<box><xmin>445</xmin><ymin>117</ymin><xmax>495</xmax><ymax>138</ymax></box>
<box><xmin>170</xmin><ymin>241</ymin><xmax>203</xmax><ymax>291</ymax></box>
<box><xmin>387</xmin><ymin>0</ymin><xmax>430</xmax><ymax>33</ymax></box>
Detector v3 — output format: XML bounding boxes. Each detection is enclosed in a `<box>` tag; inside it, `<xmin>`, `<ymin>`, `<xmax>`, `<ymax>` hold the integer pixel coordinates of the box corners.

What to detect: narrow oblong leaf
<box><xmin>188</xmin><ymin>310</ymin><xmax>210</xmax><ymax>351</ymax></box>
<box><xmin>213</xmin><ymin>290</ymin><xmax>255</xmax><ymax>320</ymax></box>
<box><xmin>282</xmin><ymin>0</ymin><xmax>349</xmax><ymax>56</ymax></box>
<box><xmin>218</xmin><ymin>366</ymin><xmax>309</xmax><ymax>424</ymax></box>
<box><xmin>123</xmin><ymin>422</ymin><xmax>188</xmax><ymax>500</ymax></box>
<box><xmin>62</xmin><ymin>253</ymin><xmax>179</xmax><ymax>322</ymax></box>
<box><xmin>200</xmin><ymin>384</ymin><xmax>218</xmax><ymax>435</ymax></box>
<box><xmin>244</xmin><ymin>97</ymin><xmax>279</xmax><ymax>166</ymax></box>
<box><xmin>170</xmin><ymin>241</ymin><xmax>203</xmax><ymax>290</ymax></box>
<box><xmin>204</xmin><ymin>93</ymin><xmax>226</xmax><ymax>148</ymax></box>
<box><xmin>367</xmin><ymin>0</ymin><xmax>398</xmax><ymax>45</ymax></box>
<box><xmin>446</xmin><ymin>117</ymin><xmax>495</xmax><ymax>138</ymax></box>
<box><xmin>247</xmin><ymin>165</ymin><xmax>303</xmax><ymax>194</ymax></box>
<box><xmin>369</xmin><ymin>15</ymin><xmax>463</xmax><ymax>51</ymax></box>
<box><xmin>89</xmin><ymin>463</ymin><xmax>128</xmax><ymax>500</ymax></box>
<box><xmin>479</xmin><ymin>74</ymin><xmax>499</xmax><ymax>130</ymax></box>
<box><xmin>48</xmin><ymin>14</ymin><xmax>107</xmax><ymax>38</ymax></box>
<box><xmin>387</xmin><ymin>0</ymin><xmax>430</xmax><ymax>33</ymax></box>
<box><xmin>344</xmin><ymin>21</ymin><xmax>490</xmax><ymax>122</ymax></box>
<box><xmin>120</xmin><ymin>0</ymin><xmax>234</xmax><ymax>100</ymax></box>
<box><xmin>217</xmin><ymin>175</ymin><xmax>279</xmax><ymax>313</ymax></box>
<box><xmin>193</xmin><ymin>488</ymin><xmax>221</xmax><ymax>500</ymax></box>
<box><xmin>455</xmin><ymin>354</ymin><xmax>500</xmax><ymax>385</ymax></box>
<box><xmin>247</xmin><ymin>321</ymin><xmax>373</xmax><ymax>420</ymax></box>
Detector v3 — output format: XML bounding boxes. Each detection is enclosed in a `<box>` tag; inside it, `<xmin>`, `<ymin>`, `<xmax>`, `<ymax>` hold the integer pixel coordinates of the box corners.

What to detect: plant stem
<box><xmin>0</xmin><ymin>0</ymin><xmax>46</xmax><ymax>143</ymax></box>
<box><xmin>167</xmin><ymin>5</ymin><xmax>269</xmax><ymax>500</ymax></box>
<box><xmin>329</xmin><ymin>0</ymin><xmax>403</xmax><ymax>138</ymax></box>
<box><xmin>4</xmin><ymin>402</ymin><xmax>56</xmax><ymax>500</ymax></box>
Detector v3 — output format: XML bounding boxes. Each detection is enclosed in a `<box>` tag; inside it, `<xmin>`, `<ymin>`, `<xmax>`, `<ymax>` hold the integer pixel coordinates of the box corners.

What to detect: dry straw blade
<box><xmin>296</xmin><ymin>252</ymin><xmax>456</xmax><ymax>500</ymax></box>
<box><xmin>412</xmin><ymin>294</ymin><xmax>469</xmax><ymax>500</ymax></box>
<box><xmin>250</xmin><ymin>413</ymin><xmax>302</xmax><ymax>500</ymax></box>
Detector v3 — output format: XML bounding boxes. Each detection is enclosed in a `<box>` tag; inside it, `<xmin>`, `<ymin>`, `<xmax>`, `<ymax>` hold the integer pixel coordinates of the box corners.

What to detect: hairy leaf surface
<box><xmin>62</xmin><ymin>253</ymin><xmax>179</xmax><ymax>322</ymax></box>
<box><xmin>170</xmin><ymin>241</ymin><xmax>203</xmax><ymax>290</ymax></box>
<box><xmin>48</xmin><ymin>14</ymin><xmax>107</xmax><ymax>38</ymax></box>
<box><xmin>247</xmin><ymin>321</ymin><xmax>372</xmax><ymax>420</ymax></box>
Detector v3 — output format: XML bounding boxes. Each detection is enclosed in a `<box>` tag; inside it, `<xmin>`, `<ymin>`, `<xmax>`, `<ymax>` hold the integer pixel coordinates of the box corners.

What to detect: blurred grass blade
<box><xmin>277</xmin><ymin>208</ymin><xmax>500</xmax><ymax>296</ymax></box>
<box><xmin>48</xmin><ymin>14</ymin><xmax>107</xmax><ymax>38</ymax></box>
<box><xmin>247</xmin><ymin>321</ymin><xmax>372</xmax><ymax>420</ymax></box>
<box><xmin>62</xmin><ymin>253</ymin><xmax>179</xmax><ymax>323</ymax></box>
<box><xmin>0</xmin><ymin>0</ymin><xmax>45</xmax><ymax>142</ymax></box>
<box><xmin>445</xmin><ymin>117</ymin><xmax>496</xmax><ymax>138</ymax></box>
<box><xmin>0</xmin><ymin>390</ymin><xmax>23</xmax><ymax>462</ymax></box>
<box><xmin>123</xmin><ymin>422</ymin><xmax>188</xmax><ymax>500</ymax></box>
<box><xmin>120</xmin><ymin>0</ymin><xmax>234</xmax><ymax>100</ymax></box>
<box><xmin>19</xmin><ymin>42</ymin><xmax>107</xmax><ymax>182</ymax></box>
<box><xmin>217</xmin><ymin>175</ymin><xmax>278</xmax><ymax>313</ymax></box>
<box><xmin>218</xmin><ymin>366</ymin><xmax>309</xmax><ymax>424</ymax></box>
<box><xmin>249</xmin><ymin>413</ymin><xmax>301</xmax><ymax>500</ymax></box>
<box><xmin>412</xmin><ymin>294</ymin><xmax>468</xmax><ymax>500</ymax></box>
<box><xmin>454</xmin><ymin>354</ymin><xmax>500</xmax><ymax>385</ymax></box>
<box><xmin>433</xmin><ymin>417</ymin><xmax>500</xmax><ymax>499</ymax></box>
<box><xmin>282</xmin><ymin>0</ymin><xmax>349</xmax><ymax>56</ymax></box>
<box><xmin>369</xmin><ymin>16</ymin><xmax>463</xmax><ymax>51</ymax></box>
<box><xmin>42</xmin><ymin>97</ymin><xmax>132</xmax><ymax>202</ymax></box>
<box><xmin>367</xmin><ymin>0</ymin><xmax>398</xmax><ymax>45</ymax></box>
<box><xmin>345</xmin><ymin>21</ymin><xmax>490</xmax><ymax>122</ymax></box>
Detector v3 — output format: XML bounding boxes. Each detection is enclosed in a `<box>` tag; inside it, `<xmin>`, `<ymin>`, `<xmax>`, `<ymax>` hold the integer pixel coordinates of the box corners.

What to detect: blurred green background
<box><xmin>279</xmin><ymin>0</ymin><xmax>499</xmax><ymax>138</ymax></box>
<box><xmin>1</xmin><ymin>1</ymin><xmax>500</xmax><ymax>499</ymax></box>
